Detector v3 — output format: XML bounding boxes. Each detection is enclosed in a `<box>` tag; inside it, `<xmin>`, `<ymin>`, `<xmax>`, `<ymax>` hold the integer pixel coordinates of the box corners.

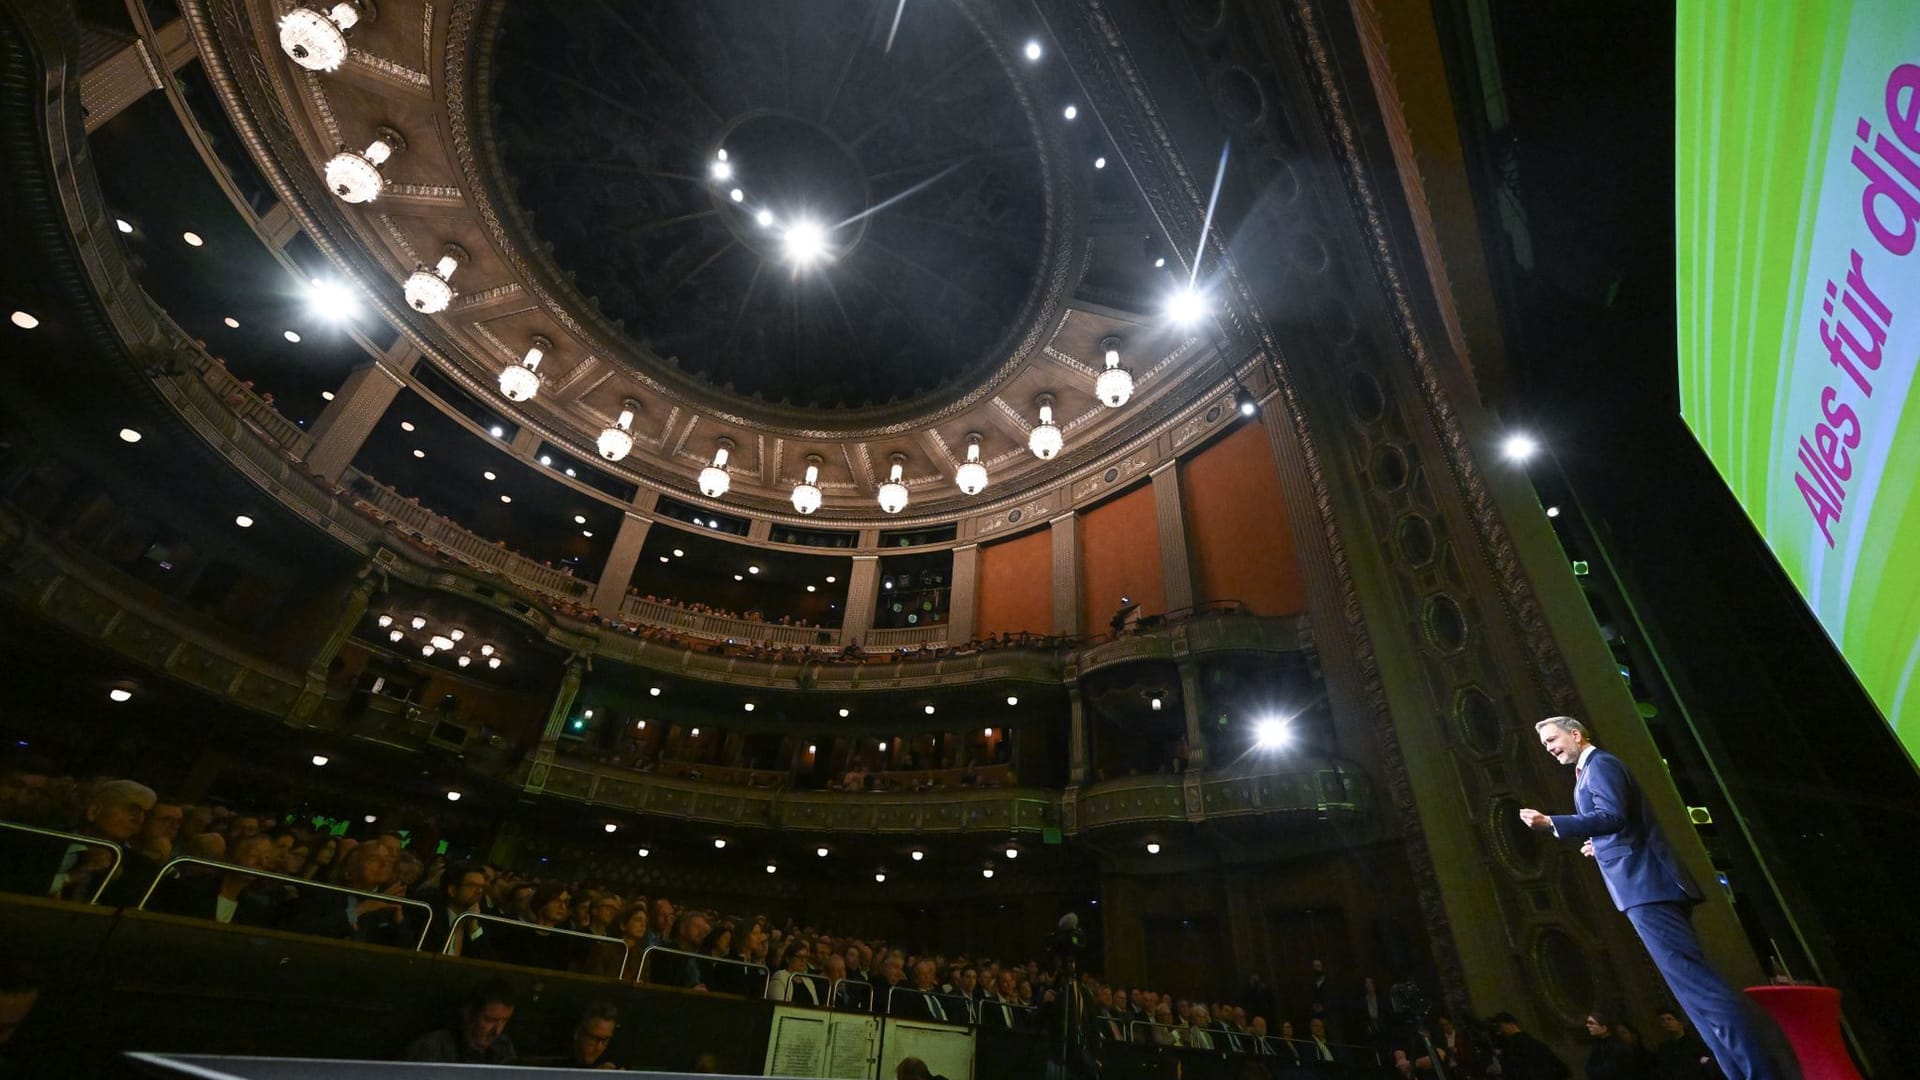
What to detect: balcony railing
<box><xmin>617</xmin><ymin>596</ymin><xmax>833</xmax><ymax>647</ymax></box>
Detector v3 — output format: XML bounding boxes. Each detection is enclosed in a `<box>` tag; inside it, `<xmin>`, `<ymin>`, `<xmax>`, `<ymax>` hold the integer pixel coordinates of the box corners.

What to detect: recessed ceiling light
<box><xmin>412</xmin><ymin>449</ymin><xmax>425</xmax><ymax>458</ymax></box>
<box><xmin>539</xmin><ymin>455</ymin><xmax>552</xmax><ymax>466</ymax></box>
<box><xmin>446</xmin><ymin>791</ymin><xmax>461</xmax><ymax>802</ymax></box>
<box><xmin>637</xmin><ymin>847</ymin><xmax>650</xmax><ymax>858</ymax></box>
<box><xmin>911</xmin><ymin>850</ymin><xmax>924</xmax><ymax>861</ymax></box>
<box><xmin>672</xmin><ymin>549</ymin><xmax>685</xmax><ymax>558</ymax></box>
<box><xmin>748</xmin><ymin>566</ymin><xmax>760</xmax><ymax>574</ymax></box>
<box><xmin>604</xmin><ymin>823</ymin><xmax>617</xmax><ymax>833</ymax></box>
<box><xmin>982</xmin><ymin>867</ymin><xmax>995</xmax><ymax>879</ymax></box>
<box><xmin>1063</xmin><ymin>104</ymin><xmax>1078</xmax><ymax>120</ymax></box>
<box><xmin>284</xmin><ymin>330</ymin><xmax>302</xmax><ymax>343</ymax></box>
<box><xmin>659</xmin><ymin>555</ymin><xmax>669</xmax><ymax>562</ymax></box>
<box><xmin>400</xmin><ymin>421</ymin><xmax>415</xmax><ymax>432</ymax></box>
<box><xmin>182</xmin><ymin>231</ymin><xmax>204</xmax><ymax>247</ymax></box>
<box><xmin>825</xmin><ymin>575</ymin><xmax>836</xmax><ymax>584</ymax></box>
<box><xmin>564</xmin><ymin>468</ymin><xmax>576</xmax><ymax>477</ymax></box>
<box><xmin>839</xmin><ymin>708</ymin><xmax>850</xmax><ymax>717</ymax></box>
<box><xmin>1094</xmin><ymin>156</ymin><xmax>1107</xmax><ymax>169</ymax></box>
<box><xmin>1145</xmin><ymin>842</ymin><xmax>1161</xmax><ymax>855</ymax></box>
<box><xmin>766</xmin><ymin>863</ymin><xmax>778</xmax><ymax>874</ymax></box>
<box><xmin>649</xmin><ymin>687</ymin><xmax>661</xmax><ymax>696</ymax></box>
<box><xmin>500</xmin><ymin>494</ymin><xmax>512</xmax><ymax>503</ymax></box>
<box><xmin>9</xmin><ymin>311</ymin><xmax>39</xmax><ymax>329</ymax></box>
<box><xmin>729</xmin><ymin>188</ymin><xmax>744</xmax><ymax>203</ymax></box>
<box><xmin>574</xmin><ymin>514</ymin><xmax>587</xmax><ymax>524</ymax></box>
<box><xmin>1006</xmin><ymin>846</ymin><xmax>1019</xmax><ymax>859</ymax></box>
<box><xmin>743</xmin><ymin>702</ymin><xmax>755</xmax><ymax>712</ymax></box>
<box><xmin>115</xmin><ymin>218</ymin><xmax>134</xmax><ymax>233</ymax></box>
<box><xmin>1024</xmin><ymin>39</ymin><xmax>1043</xmax><ymax>60</ymax></box>
<box><xmin>311</xmin><ymin>755</ymin><xmax>329</xmax><ymax>767</ymax></box>
<box><xmin>755</xmin><ymin>208</ymin><xmax>774</xmax><ymax>227</ymax></box>
<box><xmin>817</xmin><ymin>846</ymin><xmax>829</xmax><ymax>857</ymax></box>
<box><xmin>1153</xmin><ymin>257</ymin><xmax>1166</xmax><ymax>268</ymax></box>
<box><xmin>582</xmin><ymin>530</ymin><xmax>593</xmax><ymax>538</ymax></box>
<box><xmin>875</xmin><ymin>872</ymin><xmax>886</xmax><ymax>883</ymax></box>
<box><xmin>108</xmin><ymin>688</ymin><xmax>133</xmax><ymax>703</ymax></box>
<box><xmin>118</xmin><ymin>428</ymin><xmax>142</xmax><ymax>443</ymax></box>
<box><xmin>806</xmin><ymin>585</ymin><xmax>816</xmax><ymax>592</ymax></box>
<box><xmin>483</xmin><ymin>471</ymin><xmax>496</xmax><ymax>480</ymax></box>
<box><xmin>711</xmin><ymin>158</ymin><xmax>733</xmax><ymax>181</ymax></box>
<box><xmin>489</xmin><ymin>425</ymin><xmax>504</xmax><ymax>438</ymax></box>
<box><xmin>1546</xmin><ymin>506</ymin><xmax>1562</xmax><ymax>518</ymax></box>
<box><xmin>925</xmin><ymin>705</ymin><xmax>936</xmax><ymax>715</ymax></box>
<box><xmin>713</xmin><ymin>838</ymin><xmax>727</xmax><ymax>849</ymax></box>
<box><xmin>321</xmin><ymin>391</ymin><xmax>335</xmax><ymax>401</ymax></box>
<box><xmin>734</xmin><ymin>574</ymin><xmax>744</xmax><ymax>581</ymax></box>
<box><xmin>234</xmin><ymin>515</ymin><xmax>255</xmax><ymax>528</ymax></box>
<box><xmin>223</xmin><ymin>317</ymin><xmax>239</xmax><ymax>328</ymax></box>
<box><xmin>1007</xmin><ymin>696</ymin><xmax>1019</xmax><ymax>706</ymax></box>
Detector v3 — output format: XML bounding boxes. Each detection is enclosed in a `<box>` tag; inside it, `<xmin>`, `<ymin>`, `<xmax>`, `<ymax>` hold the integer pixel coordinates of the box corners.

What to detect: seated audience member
<box><xmin>16</xmin><ymin>778</ymin><xmax>155</xmax><ymax>903</ymax></box>
<box><xmin>146</xmin><ymin>833</ymin><xmax>279</xmax><ymax>926</ymax></box>
<box><xmin>1186</xmin><ymin>1004</ymin><xmax>1217</xmax><ymax>1050</ymax></box>
<box><xmin>0</xmin><ymin>952</ymin><xmax>41</xmax><ymax>1069</ymax></box>
<box><xmin>1583</xmin><ymin>1011</ymin><xmax>1641</xmax><ymax>1080</ymax></box>
<box><xmin>566</xmin><ymin>1001</ymin><xmax>620</xmax><ymax>1070</ymax></box>
<box><xmin>588</xmin><ymin>892</ymin><xmax>623</xmax><ymax>937</ymax></box>
<box><xmin>895</xmin><ymin>1057</ymin><xmax>949</xmax><ymax>1080</ymax></box>
<box><xmin>132</xmin><ymin>800</ymin><xmax>182</xmax><ymax>866</ymax></box>
<box><xmin>1652</xmin><ymin>1006</ymin><xmax>1713</xmax><ymax>1080</ymax></box>
<box><xmin>1307</xmin><ymin>1016</ymin><xmax>1338</xmax><ymax>1062</ymax></box>
<box><xmin>824</xmin><ymin>955</ymin><xmax>864</xmax><ymax>1009</ymax></box>
<box><xmin>481</xmin><ymin>882</ymin><xmax>589</xmax><ymax>972</ymax></box>
<box><xmin>871</xmin><ymin>955</ymin><xmax>909</xmax><ymax>1017</ymax></box>
<box><xmin>1433</xmin><ymin>1015</ymin><xmax>1476</xmax><ymax>1078</ymax></box>
<box><xmin>1149</xmin><ymin>1003</ymin><xmax>1183</xmax><ymax>1047</ymax></box>
<box><xmin>404</xmin><ymin>980</ymin><xmax>518</xmax><ymax>1065</ymax></box>
<box><xmin>424</xmin><ymin>861</ymin><xmax>489</xmax><ymax>954</ymax></box>
<box><xmin>769</xmin><ymin>941</ymin><xmax>826</xmax><ymax>1005</ymax></box>
<box><xmin>651</xmin><ymin>908</ymin><xmax>711</xmax><ymax>989</ymax></box>
<box><xmin>1490</xmin><ymin>1012</ymin><xmax>1571</xmax><ymax>1080</ymax></box>
<box><xmin>584</xmin><ymin>901</ymin><xmax>649</xmax><ymax>980</ymax></box>
<box><xmin>283</xmin><ymin>841</ymin><xmax>413</xmax><ymax>946</ymax></box>
<box><xmin>1615</xmin><ymin>1019</ymin><xmax>1658</xmax><ymax>1078</ymax></box>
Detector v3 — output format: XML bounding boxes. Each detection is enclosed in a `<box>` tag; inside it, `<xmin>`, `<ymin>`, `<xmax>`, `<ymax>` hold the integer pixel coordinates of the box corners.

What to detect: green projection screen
<box><xmin>1676</xmin><ymin>2</ymin><xmax>1920</xmax><ymax>762</ymax></box>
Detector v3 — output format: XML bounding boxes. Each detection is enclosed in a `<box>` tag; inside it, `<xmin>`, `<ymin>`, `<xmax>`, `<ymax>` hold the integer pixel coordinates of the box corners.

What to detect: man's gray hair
<box><xmin>1534</xmin><ymin>716</ymin><xmax>1590</xmax><ymax>738</ymax></box>
<box><xmin>86</xmin><ymin>778</ymin><xmax>156</xmax><ymax>809</ymax></box>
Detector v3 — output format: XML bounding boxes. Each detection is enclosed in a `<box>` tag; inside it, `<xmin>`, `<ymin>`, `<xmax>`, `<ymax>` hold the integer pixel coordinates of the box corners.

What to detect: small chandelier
<box><xmin>791</xmin><ymin>454</ymin><xmax>824</xmax><ymax>515</ymax></box>
<box><xmin>699</xmin><ymin>438</ymin><xmax>734</xmax><ymax>498</ymax></box>
<box><xmin>404</xmin><ymin>244</ymin><xmax>465</xmax><ymax>314</ymax></box>
<box><xmin>499</xmin><ymin>335</ymin><xmax>549</xmax><ymax>402</ymax></box>
<box><xmin>1028</xmin><ymin>393</ymin><xmax>1063</xmax><ymax>460</ymax></box>
<box><xmin>1095</xmin><ymin>336</ymin><xmax>1133</xmax><ymax>408</ymax></box>
<box><xmin>324</xmin><ymin>127</ymin><xmax>403</xmax><ymax>204</ymax></box>
<box><xmin>878</xmin><ymin>453</ymin><xmax>910</xmax><ymax>514</ymax></box>
<box><xmin>277</xmin><ymin>1</ymin><xmax>367</xmax><ymax>72</ymax></box>
<box><xmin>597</xmin><ymin>398</ymin><xmax>638</xmax><ymax>461</ymax></box>
<box><xmin>954</xmin><ymin>432</ymin><xmax>988</xmax><ymax>495</ymax></box>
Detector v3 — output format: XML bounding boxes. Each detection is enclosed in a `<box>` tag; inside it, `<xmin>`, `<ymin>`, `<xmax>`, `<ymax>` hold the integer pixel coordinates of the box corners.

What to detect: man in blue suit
<box><xmin>1519</xmin><ymin>716</ymin><xmax>1781</xmax><ymax>1080</ymax></box>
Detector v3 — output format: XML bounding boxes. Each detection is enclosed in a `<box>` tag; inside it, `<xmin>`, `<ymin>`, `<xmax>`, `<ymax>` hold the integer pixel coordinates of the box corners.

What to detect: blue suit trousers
<box><xmin>1625</xmin><ymin>901</ymin><xmax>1781</xmax><ymax>1080</ymax></box>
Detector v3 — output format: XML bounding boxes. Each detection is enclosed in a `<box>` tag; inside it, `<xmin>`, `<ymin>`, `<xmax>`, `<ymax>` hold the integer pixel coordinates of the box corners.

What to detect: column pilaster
<box><xmin>591</xmin><ymin>514</ymin><xmax>652</xmax><ymax>614</ymax></box>
<box><xmin>305</xmin><ymin>347</ymin><xmax>415</xmax><ymax>480</ymax></box>
<box><xmin>842</xmin><ymin>555</ymin><xmax>881</xmax><ymax>644</ymax></box>
<box><xmin>1050</xmin><ymin>513</ymin><xmax>1081</xmax><ymax>637</ymax></box>
<box><xmin>948</xmin><ymin>543</ymin><xmax>979</xmax><ymax>641</ymax></box>
<box><xmin>1151</xmin><ymin>464</ymin><xmax>1197</xmax><ymax>612</ymax></box>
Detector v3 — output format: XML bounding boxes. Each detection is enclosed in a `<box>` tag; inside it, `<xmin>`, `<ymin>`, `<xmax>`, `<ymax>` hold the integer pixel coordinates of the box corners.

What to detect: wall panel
<box><xmin>1180</xmin><ymin>422</ymin><xmax>1307</xmax><ymax>616</ymax></box>
<box><xmin>975</xmin><ymin>527</ymin><xmax>1053</xmax><ymax>637</ymax></box>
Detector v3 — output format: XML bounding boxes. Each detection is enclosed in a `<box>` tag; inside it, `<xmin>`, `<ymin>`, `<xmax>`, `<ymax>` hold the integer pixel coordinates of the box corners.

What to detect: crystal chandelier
<box><xmin>499</xmin><ymin>335</ymin><xmax>548</xmax><ymax>402</ymax></box>
<box><xmin>1095</xmin><ymin>336</ymin><xmax>1133</xmax><ymax>408</ymax></box>
<box><xmin>699</xmin><ymin>438</ymin><xmax>734</xmax><ymax>498</ymax></box>
<box><xmin>791</xmin><ymin>454</ymin><xmax>824</xmax><ymax>515</ymax></box>
<box><xmin>404</xmin><ymin>244</ymin><xmax>465</xmax><ymax>314</ymax></box>
<box><xmin>1028</xmin><ymin>394</ymin><xmax>1063</xmax><ymax>460</ymax></box>
<box><xmin>597</xmin><ymin>398</ymin><xmax>638</xmax><ymax>462</ymax></box>
<box><xmin>954</xmin><ymin>432</ymin><xmax>988</xmax><ymax>495</ymax></box>
<box><xmin>877</xmin><ymin>453</ymin><xmax>910</xmax><ymax>514</ymax></box>
<box><xmin>324</xmin><ymin>127</ymin><xmax>403</xmax><ymax>203</ymax></box>
<box><xmin>277</xmin><ymin>2</ymin><xmax>365</xmax><ymax>72</ymax></box>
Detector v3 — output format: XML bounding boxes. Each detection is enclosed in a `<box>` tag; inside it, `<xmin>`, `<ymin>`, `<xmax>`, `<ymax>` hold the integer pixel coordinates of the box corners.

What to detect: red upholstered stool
<box><xmin>1744</xmin><ymin>985</ymin><xmax>1861</xmax><ymax>1080</ymax></box>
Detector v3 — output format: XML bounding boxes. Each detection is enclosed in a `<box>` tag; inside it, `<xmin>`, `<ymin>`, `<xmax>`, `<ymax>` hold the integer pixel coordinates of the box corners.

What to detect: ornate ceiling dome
<box><xmin>481</xmin><ymin>0</ymin><xmax>1058</xmax><ymax>412</ymax></box>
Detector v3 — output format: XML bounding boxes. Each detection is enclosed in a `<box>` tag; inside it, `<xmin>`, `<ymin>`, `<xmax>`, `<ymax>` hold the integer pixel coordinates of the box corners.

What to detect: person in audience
<box><xmin>1433</xmin><ymin>1015</ymin><xmax>1476</xmax><ymax>1078</ymax></box>
<box><xmin>1489</xmin><ymin>1012</ymin><xmax>1571</xmax><ymax>1080</ymax></box>
<box><xmin>653</xmin><ymin>908</ymin><xmax>711</xmax><ymax>990</ymax></box>
<box><xmin>895</xmin><ymin>1057</ymin><xmax>949</xmax><ymax>1080</ymax></box>
<box><xmin>824</xmin><ymin>955</ymin><xmax>865</xmax><ymax>1009</ymax></box>
<box><xmin>424</xmin><ymin>861</ymin><xmax>488</xmax><ymax>954</ymax></box>
<box><xmin>649</xmin><ymin>896</ymin><xmax>676</xmax><ymax>948</ymax></box>
<box><xmin>147</xmin><ymin>832</ymin><xmax>279</xmax><ymax>926</ymax></box>
<box><xmin>1149</xmin><ymin>1002</ymin><xmax>1181</xmax><ymax>1046</ymax></box>
<box><xmin>133</xmin><ymin>800</ymin><xmax>183</xmax><ymax>865</ymax></box>
<box><xmin>489</xmin><ymin>882</ymin><xmax>589</xmax><ymax>972</ymax></box>
<box><xmin>584</xmin><ymin>901</ymin><xmax>650</xmax><ymax>981</ymax></box>
<box><xmin>1307</xmin><ymin>1016</ymin><xmax>1338</xmax><ymax>1062</ymax></box>
<box><xmin>1583</xmin><ymin>1011</ymin><xmax>1643</xmax><ymax>1080</ymax></box>
<box><xmin>299</xmin><ymin>837</ymin><xmax>338</xmax><ymax>881</ymax></box>
<box><xmin>283</xmin><ymin>841</ymin><xmax>412</xmax><ymax>946</ymax></box>
<box><xmin>54</xmin><ymin>778</ymin><xmax>156</xmax><ymax>903</ymax></box>
<box><xmin>404</xmin><ymin>979</ymin><xmax>518</xmax><ymax>1065</ymax></box>
<box><xmin>1186</xmin><ymin>1004</ymin><xmax>1217</xmax><ymax>1050</ymax></box>
<box><xmin>1652</xmin><ymin>1006</ymin><xmax>1713</xmax><ymax>1079</ymax></box>
<box><xmin>1615</xmin><ymin>1019</ymin><xmax>1657</xmax><ymax>1078</ymax></box>
<box><xmin>872</xmin><ymin>954</ymin><xmax>909</xmax><ymax>1016</ymax></box>
<box><xmin>902</xmin><ymin>958</ymin><xmax>964</xmax><ymax>1023</ymax></box>
<box><xmin>588</xmin><ymin>892</ymin><xmax>623</xmax><ymax>938</ymax></box>
<box><xmin>702</xmin><ymin>921</ymin><xmax>735</xmax><ymax>961</ymax></box>
<box><xmin>770</xmin><ymin>940</ymin><xmax>826</xmax><ymax>1005</ymax></box>
<box><xmin>1272</xmin><ymin>1019</ymin><xmax>1303</xmax><ymax>1065</ymax></box>
<box><xmin>566</xmin><ymin>1000</ymin><xmax>620</xmax><ymax>1070</ymax></box>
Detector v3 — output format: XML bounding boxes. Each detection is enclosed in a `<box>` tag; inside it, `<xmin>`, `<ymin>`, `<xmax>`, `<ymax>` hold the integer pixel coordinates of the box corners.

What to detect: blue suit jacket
<box><xmin>1548</xmin><ymin>748</ymin><xmax>1700</xmax><ymax>911</ymax></box>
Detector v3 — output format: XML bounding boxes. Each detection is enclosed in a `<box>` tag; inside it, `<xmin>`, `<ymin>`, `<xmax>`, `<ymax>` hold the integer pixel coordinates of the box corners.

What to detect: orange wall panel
<box><xmin>976</xmin><ymin>527</ymin><xmax>1053</xmax><ymax>637</ymax></box>
<box><xmin>1079</xmin><ymin>483</ymin><xmax>1164</xmax><ymax>632</ymax></box>
<box><xmin>1180</xmin><ymin>422</ymin><xmax>1306</xmax><ymax>615</ymax></box>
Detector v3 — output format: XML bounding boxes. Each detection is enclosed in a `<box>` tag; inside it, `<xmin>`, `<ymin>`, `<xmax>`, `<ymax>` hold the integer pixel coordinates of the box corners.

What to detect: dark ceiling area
<box><xmin>88</xmin><ymin>87</ymin><xmax>374</xmax><ymax>426</ymax></box>
<box><xmin>629</xmin><ymin>521</ymin><xmax>853</xmax><ymax>624</ymax></box>
<box><xmin>488</xmin><ymin>0</ymin><xmax>1055</xmax><ymax>409</ymax></box>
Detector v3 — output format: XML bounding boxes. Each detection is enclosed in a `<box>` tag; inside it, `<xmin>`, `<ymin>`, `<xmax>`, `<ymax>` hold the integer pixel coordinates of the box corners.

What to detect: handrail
<box><xmin>636</xmin><ymin>943</ymin><xmax>771</xmax><ymax>995</ymax></box>
<box><xmin>444</xmin><ymin>911</ymin><xmax>626</xmax><ymax>973</ymax></box>
<box><xmin>885</xmin><ymin>984</ymin><xmax>973</xmax><ymax>1024</ymax></box>
<box><xmin>829</xmin><ymin>977</ymin><xmax>874</xmax><ymax>1011</ymax></box>
<box><xmin>1119</xmin><ymin>1021</ymin><xmax>1372</xmax><ymax>1062</ymax></box>
<box><xmin>618</xmin><ymin>596</ymin><xmax>831</xmax><ymax>647</ymax></box>
<box><xmin>975</xmin><ymin>997</ymin><xmax>1038</xmax><ymax>1027</ymax></box>
<box><xmin>0</xmin><ymin>821</ymin><xmax>124</xmax><ymax>905</ymax></box>
<box><xmin>345</xmin><ymin>471</ymin><xmax>591</xmax><ymax>601</ymax></box>
<box><xmin>135</xmin><ymin>855</ymin><xmax>436</xmax><ymax>950</ymax></box>
<box><xmin>767</xmin><ymin>970</ymin><xmax>832</xmax><ymax>1005</ymax></box>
